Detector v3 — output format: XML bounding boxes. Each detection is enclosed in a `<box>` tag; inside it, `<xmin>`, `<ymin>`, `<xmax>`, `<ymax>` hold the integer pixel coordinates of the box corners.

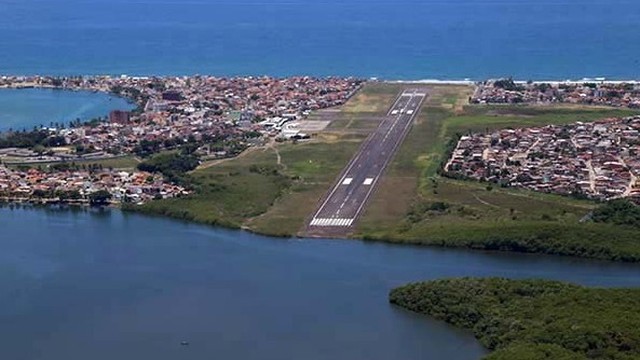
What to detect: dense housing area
<box><xmin>445</xmin><ymin>116</ymin><xmax>640</xmax><ymax>202</ymax></box>
<box><xmin>2</xmin><ymin>78</ymin><xmax>640</xmax><ymax>263</ymax></box>
<box><xmin>473</xmin><ymin>78</ymin><xmax>640</xmax><ymax>107</ymax></box>
<box><xmin>0</xmin><ymin>75</ymin><xmax>362</xmax><ymax>205</ymax></box>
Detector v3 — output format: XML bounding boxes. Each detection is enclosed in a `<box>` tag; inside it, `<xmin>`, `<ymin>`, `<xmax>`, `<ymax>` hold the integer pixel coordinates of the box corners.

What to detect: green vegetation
<box><xmin>357</xmin><ymin>85</ymin><xmax>640</xmax><ymax>262</ymax></box>
<box><xmin>245</xmin><ymin>141</ymin><xmax>362</xmax><ymax>236</ymax></box>
<box><xmin>374</xmin><ymin>221</ymin><xmax>640</xmax><ymax>262</ymax></box>
<box><xmin>592</xmin><ymin>200</ymin><xmax>640</xmax><ymax>228</ymax></box>
<box><xmin>390</xmin><ymin>278</ymin><xmax>640</xmax><ymax>359</ymax></box>
<box><xmin>137</xmin><ymin>152</ymin><xmax>200</xmax><ymax>185</ymax></box>
<box><xmin>0</xmin><ymin>129</ymin><xmax>66</xmax><ymax>149</ymax></box>
<box><xmin>493</xmin><ymin>77</ymin><xmax>525</xmax><ymax>92</ymax></box>
<box><xmin>130</xmin><ymin>150</ymin><xmax>291</xmax><ymax>228</ymax></box>
<box><xmin>127</xmin><ymin>83</ymin><xmax>397</xmax><ymax>235</ymax></box>
<box><xmin>443</xmin><ymin>106</ymin><xmax>639</xmax><ymax>135</ymax></box>
<box><xmin>131</xmin><ymin>140</ymin><xmax>360</xmax><ymax>233</ymax></box>
<box><xmin>88</xmin><ymin>190</ymin><xmax>112</xmax><ymax>205</ymax></box>
<box><xmin>6</xmin><ymin>155</ymin><xmax>141</xmax><ymax>171</ymax></box>
<box><xmin>127</xmin><ymin>83</ymin><xmax>640</xmax><ymax>261</ymax></box>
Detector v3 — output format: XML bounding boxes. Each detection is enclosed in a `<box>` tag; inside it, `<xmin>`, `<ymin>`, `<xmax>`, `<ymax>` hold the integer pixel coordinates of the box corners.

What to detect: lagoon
<box><xmin>2</xmin><ymin>206</ymin><xmax>640</xmax><ymax>360</ymax></box>
<box><xmin>0</xmin><ymin>88</ymin><xmax>134</xmax><ymax>131</ymax></box>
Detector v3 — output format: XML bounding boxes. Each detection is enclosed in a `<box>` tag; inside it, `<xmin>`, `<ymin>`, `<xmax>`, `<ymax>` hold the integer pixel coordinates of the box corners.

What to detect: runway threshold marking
<box><xmin>309</xmin><ymin>89</ymin><xmax>427</xmax><ymax>232</ymax></box>
<box><xmin>309</xmin><ymin>218</ymin><xmax>354</xmax><ymax>227</ymax></box>
<box><xmin>351</xmin><ymin>90</ymin><xmax>427</xmax><ymax>222</ymax></box>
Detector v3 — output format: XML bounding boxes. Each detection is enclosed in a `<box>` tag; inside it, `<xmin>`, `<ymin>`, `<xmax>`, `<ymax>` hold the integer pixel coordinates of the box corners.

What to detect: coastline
<box><xmin>4</xmin><ymin>74</ymin><xmax>640</xmax><ymax>86</ymax></box>
<box><xmin>389</xmin><ymin>278</ymin><xmax>640</xmax><ymax>359</ymax></box>
<box><xmin>4</xmin><ymin>194</ymin><xmax>637</xmax><ymax>265</ymax></box>
<box><xmin>2</xmin><ymin>78</ymin><xmax>640</xmax><ymax>264</ymax></box>
<box><xmin>124</xmin><ymin>201</ymin><xmax>640</xmax><ymax>263</ymax></box>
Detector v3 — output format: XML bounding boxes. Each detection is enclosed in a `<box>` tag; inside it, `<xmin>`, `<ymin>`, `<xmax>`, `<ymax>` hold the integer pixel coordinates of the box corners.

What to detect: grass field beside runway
<box><xmin>131</xmin><ymin>81</ymin><xmax>640</xmax><ymax>261</ymax></box>
<box><xmin>356</xmin><ymin>85</ymin><xmax>640</xmax><ymax>261</ymax></box>
<box><xmin>132</xmin><ymin>83</ymin><xmax>398</xmax><ymax>236</ymax></box>
<box><xmin>134</xmin><ymin>140</ymin><xmax>362</xmax><ymax>235</ymax></box>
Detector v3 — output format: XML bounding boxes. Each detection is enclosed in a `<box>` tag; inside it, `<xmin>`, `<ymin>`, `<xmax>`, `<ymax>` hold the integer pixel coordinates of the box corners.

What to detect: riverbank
<box><xmin>9</xmin><ymin>205</ymin><xmax>640</xmax><ymax>360</ymax></box>
<box><xmin>122</xmin><ymin>82</ymin><xmax>640</xmax><ymax>262</ymax></box>
<box><xmin>4</xmin><ymin>81</ymin><xmax>640</xmax><ymax>263</ymax></box>
<box><xmin>389</xmin><ymin>278</ymin><xmax>640</xmax><ymax>359</ymax></box>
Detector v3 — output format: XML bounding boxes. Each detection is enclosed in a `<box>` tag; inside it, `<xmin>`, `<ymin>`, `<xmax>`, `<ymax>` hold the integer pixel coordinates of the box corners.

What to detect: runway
<box><xmin>305</xmin><ymin>89</ymin><xmax>427</xmax><ymax>236</ymax></box>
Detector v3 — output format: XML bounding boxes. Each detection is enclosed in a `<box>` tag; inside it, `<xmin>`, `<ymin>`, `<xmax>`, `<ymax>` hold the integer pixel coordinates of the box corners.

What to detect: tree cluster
<box><xmin>0</xmin><ymin>129</ymin><xmax>66</xmax><ymax>149</ymax></box>
<box><xmin>137</xmin><ymin>152</ymin><xmax>199</xmax><ymax>186</ymax></box>
<box><xmin>492</xmin><ymin>78</ymin><xmax>525</xmax><ymax>92</ymax></box>
<box><xmin>390</xmin><ymin>278</ymin><xmax>640</xmax><ymax>359</ymax></box>
<box><xmin>592</xmin><ymin>199</ymin><xmax>640</xmax><ymax>228</ymax></box>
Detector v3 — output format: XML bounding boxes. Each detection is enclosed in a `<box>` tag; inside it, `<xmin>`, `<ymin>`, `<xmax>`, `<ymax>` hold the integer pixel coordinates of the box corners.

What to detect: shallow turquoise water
<box><xmin>0</xmin><ymin>88</ymin><xmax>134</xmax><ymax>131</ymax></box>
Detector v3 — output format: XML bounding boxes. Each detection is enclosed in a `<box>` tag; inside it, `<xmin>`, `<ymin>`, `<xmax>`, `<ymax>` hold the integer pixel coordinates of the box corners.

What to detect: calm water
<box><xmin>3</xmin><ymin>1</ymin><xmax>640</xmax><ymax>358</ymax></box>
<box><xmin>2</xmin><ymin>207</ymin><xmax>640</xmax><ymax>360</ymax></box>
<box><xmin>0</xmin><ymin>0</ymin><xmax>639</xmax><ymax>80</ymax></box>
<box><xmin>0</xmin><ymin>89</ymin><xmax>134</xmax><ymax>131</ymax></box>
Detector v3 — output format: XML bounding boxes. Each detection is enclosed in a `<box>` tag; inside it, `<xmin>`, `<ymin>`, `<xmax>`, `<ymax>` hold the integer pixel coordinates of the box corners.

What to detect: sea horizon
<box><xmin>2</xmin><ymin>0</ymin><xmax>640</xmax><ymax>80</ymax></box>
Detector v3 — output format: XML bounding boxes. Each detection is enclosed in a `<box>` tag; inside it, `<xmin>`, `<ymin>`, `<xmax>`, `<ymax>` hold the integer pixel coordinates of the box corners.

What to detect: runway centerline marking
<box><xmin>307</xmin><ymin>89</ymin><xmax>427</xmax><ymax>233</ymax></box>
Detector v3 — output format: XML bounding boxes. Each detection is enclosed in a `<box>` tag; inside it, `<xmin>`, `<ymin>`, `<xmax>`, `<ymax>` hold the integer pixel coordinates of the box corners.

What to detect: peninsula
<box><xmin>2</xmin><ymin>76</ymin><xmax>640</xmax><ymax>262</ymax></box>
<box><xmin>390</xmin><ymin>277</ymin><xmax>640</xmax><ymax>359</ymax></box>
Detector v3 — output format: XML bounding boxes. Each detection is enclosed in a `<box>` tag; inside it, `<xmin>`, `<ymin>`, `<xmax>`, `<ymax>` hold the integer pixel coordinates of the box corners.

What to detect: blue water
<box><xmin>3</xmin><ymin>206</ymin><xmax>640</xmax><ymax>360</ymax></box>
<box><xmin>3</xmin><ymin>2</ymin><xmax>640</xmax><ymax>359</ymax></box>
<box><xmin>0</xmin><ymin>89</ymin><xmax>134</xmax><ymax>131</ymax></box>
<box><xmin>0</xmin><ymin>0</ymin><xmax>639</xmax><ymax>80</ymax></box>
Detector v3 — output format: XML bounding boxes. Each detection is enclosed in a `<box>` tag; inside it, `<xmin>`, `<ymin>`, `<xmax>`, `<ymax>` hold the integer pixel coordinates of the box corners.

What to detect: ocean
<box><xmin>2</xmin><ymin>2</ymin><xmax>640</xmax><ymax>358</ymax></box>
<box><xmin>0</xmin><ymin>0</ymin><xmax>639</xmax><ymax>80</ymax></box>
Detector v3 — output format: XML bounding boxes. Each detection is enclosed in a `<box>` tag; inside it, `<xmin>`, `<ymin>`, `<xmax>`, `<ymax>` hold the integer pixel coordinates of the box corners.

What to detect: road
<box><xmin>305</xmin><ymin>89</ymin><xmax>427</xmax><ymax>237</ymax></box>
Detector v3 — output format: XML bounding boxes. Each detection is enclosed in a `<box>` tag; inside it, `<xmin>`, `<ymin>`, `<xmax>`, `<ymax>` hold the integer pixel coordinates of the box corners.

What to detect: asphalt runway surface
<box><xmin>306</xmin><ymin>89</ymin><xmax>427</xmax><ymax>237</ymax></box>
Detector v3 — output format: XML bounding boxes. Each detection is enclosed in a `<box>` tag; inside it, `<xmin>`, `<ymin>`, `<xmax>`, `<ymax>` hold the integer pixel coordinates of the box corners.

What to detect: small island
<box><xmin>389</xmin><ymin>277</ymin><xmax>640</xmax><ymax>359</ymax></box>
